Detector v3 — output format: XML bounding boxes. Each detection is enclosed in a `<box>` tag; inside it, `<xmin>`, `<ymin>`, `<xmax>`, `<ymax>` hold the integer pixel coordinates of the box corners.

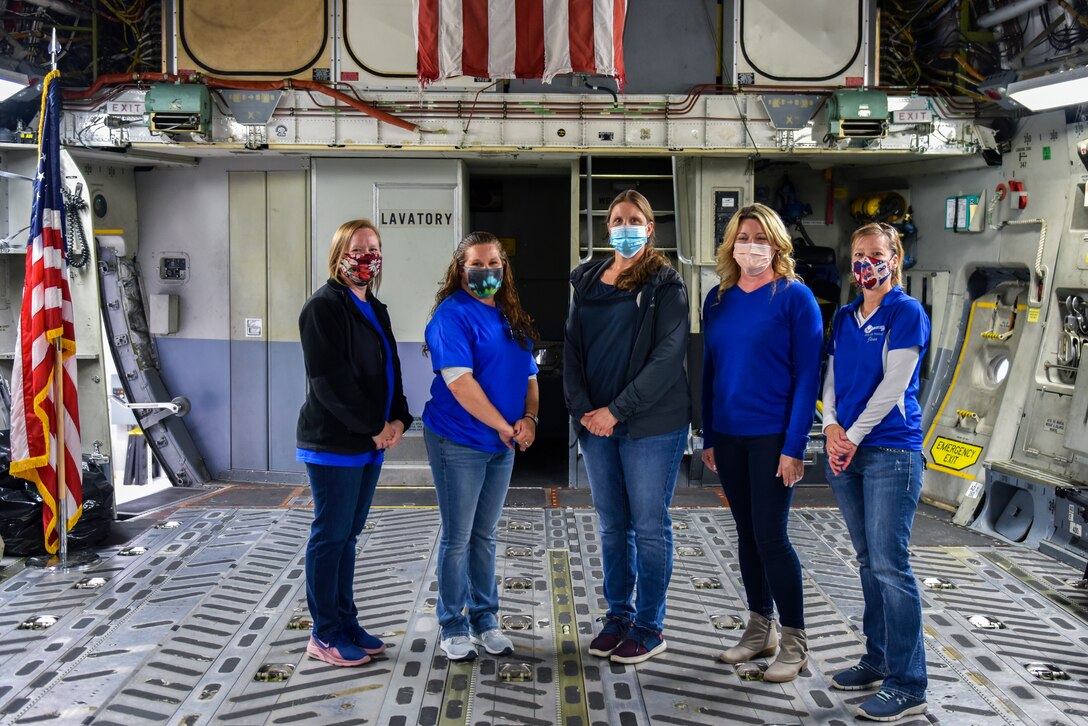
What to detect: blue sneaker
<box><xmin>609</xmin><ymin>626</ymin><xmax>667</xmax><ymax>664</ymax></box>
<box><xmin>345</xmin><ymin>622</ymin><xmax>387</xmax><ymax>655</ymax></box>
<box><xmin>306</xmin><ymin>633</ymin><xmax>370</xmax><ymax>667</ymax></box>
<box><xmin>831</xmin><ymin>663</ymin><xmax>884</xmax><ymax>691</ymax></box>
<box><xmin>857</xmin><ymin>690</ymin><xmax>927</xmax><ymax>722</ymax></box>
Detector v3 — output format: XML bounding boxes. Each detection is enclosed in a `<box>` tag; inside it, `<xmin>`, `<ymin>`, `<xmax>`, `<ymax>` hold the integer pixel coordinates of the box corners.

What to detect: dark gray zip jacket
<box><xmin>564</xmin><ymin>258</ymin><xmax>691</xmax><ymax>438</ymax></box>
<box><xmin>296</xmin><ymin>279</ymin><xmax>413</xmax><ymax>455</ymax></box>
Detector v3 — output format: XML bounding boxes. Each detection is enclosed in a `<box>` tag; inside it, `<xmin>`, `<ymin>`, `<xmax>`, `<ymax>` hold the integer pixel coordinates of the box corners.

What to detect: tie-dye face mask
<box><xmin>465</xmin><ymin>266</ymin><xmax>503</xmax><ymax>298</ymax></box>
<box><xmin>340</xmin><ymin>251</ymin><xmax>382</xmax><ymax>286</ymax></box>
<box><xmin>852</xmin><ymin>255</ymin><xmax>892</xmax><ymax>290</ymax></box>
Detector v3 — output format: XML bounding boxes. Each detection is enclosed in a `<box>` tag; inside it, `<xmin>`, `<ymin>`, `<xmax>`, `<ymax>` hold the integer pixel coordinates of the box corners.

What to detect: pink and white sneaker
<box><xmin>306</xmin><ymin>634</ymin><xmax>371</xmax><ymax>666</ymax></box>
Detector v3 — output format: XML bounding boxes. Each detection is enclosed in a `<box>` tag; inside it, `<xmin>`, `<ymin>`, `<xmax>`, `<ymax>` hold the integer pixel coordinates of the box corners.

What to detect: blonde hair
<box><xmin>714</xmin><ymin>203</ymin><xmax>797</xmax><ymax>299</ymax></box>
<box><xmin>605</xmin><ymin>189</ymin><xmax>670</xmax><ymax>292</ymax></box>
<box><xmin>850</xmin><ymin>223</ymin><xmax>904</xmax><ymax>288</ymax></box>
<box><xmin>327</xmin><ymin>219</ymin><xmax>382</xmax><ymax>291</ymax></box>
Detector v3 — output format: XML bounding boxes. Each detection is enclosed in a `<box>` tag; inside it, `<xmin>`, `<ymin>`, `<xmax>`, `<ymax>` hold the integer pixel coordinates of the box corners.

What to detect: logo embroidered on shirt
<box><xmin>863</xmin><ymin>323</ymin><xmax>886</xmax><ymax>342</ymax></box>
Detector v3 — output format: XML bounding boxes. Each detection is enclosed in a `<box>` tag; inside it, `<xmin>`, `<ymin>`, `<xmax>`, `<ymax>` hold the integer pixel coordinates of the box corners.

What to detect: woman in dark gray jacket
<box><xmin>564</xmin><ymin>189</ymin><xmax>691</xmax><ymax>665</ymax></box>
<box><xmin>296</xmin><ymin>219</ymin><xmax>413</xmax><ymax>668</ymax></box>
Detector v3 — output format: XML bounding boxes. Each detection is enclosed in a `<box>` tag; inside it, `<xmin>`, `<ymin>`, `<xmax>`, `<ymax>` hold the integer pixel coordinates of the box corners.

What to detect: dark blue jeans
<box><xmin>579</xmin><ymin>426</ymin><xmax>687</xmax><ymax>633</ymax></box>
<box><xmin>827</xmin><ymin>446</ymin><xmax>927</xmax><ymax>702</ymax></box>
<box><xmin>424</xmin><ymin>425</ymin><xmax>515</xmax><ymax>639</ymax></box>
<box><xmin>304</xmin><ymin>462</ymin><xmax>382</xmax><ymax>641</ymax></box>
<box><xmin>713</xmin><ymin>431</ymin><xmax>805</xmax><ymax>629</ymax></box>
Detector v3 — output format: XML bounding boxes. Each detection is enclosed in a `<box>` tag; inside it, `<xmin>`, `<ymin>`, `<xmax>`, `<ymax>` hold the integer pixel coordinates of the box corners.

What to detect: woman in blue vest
<box><xmin>423</xmin><ymin>231</ymin><xmax>539</xmax><ymax>662</ymax></box>
<box><xmin>823</xmin><ymin>222</ymin><xmax>930</xmax><ymax>722</ymax></box>
<box><xmin>701</xmin><ymin>203</ymin><xmax>823</xmax><ymax>682</ymax></box>
<box><xmin>565</xmin><ymin>189</ymin><xmax>690</xmax><ymax>665</ymax></box>
<box><xmin>296</xmin><ymin>219</ymin><xmax>413</xmax><ymax>667</ymax></box>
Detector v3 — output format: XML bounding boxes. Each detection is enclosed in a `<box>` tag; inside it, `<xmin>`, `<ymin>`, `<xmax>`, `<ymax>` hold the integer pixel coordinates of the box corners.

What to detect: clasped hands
<box><xmin>371</xmin><ymin>420</ymin><xmax>406</xmax><ymax>450</ymax></box>
<box><xmin>580</xmin><ymin>407</ymin><xmax>617</xmax><ymax>437</ymax></box>
<box><xmin>823</xmin><ymin>423</ymin><xmax>856</xmax><ymax>475</ymax></box>
<box><xmin>499</xmin><ymin>417</ymin><xmax>537</xmax><ymax>451</ymax></box>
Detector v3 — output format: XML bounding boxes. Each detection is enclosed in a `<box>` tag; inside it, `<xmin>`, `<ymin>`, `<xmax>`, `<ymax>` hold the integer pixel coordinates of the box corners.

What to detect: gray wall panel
<box><xmin>269</xmin><ymin>341</ymin><xmax>305</xmax><ymax>472</ymax></box>
<box><xmin>229</xmin><ymin>338</ymin><xmax>269</xmax><ymax>471</ymax></box>
<box><xmin>155</xmin><ymin>337</ymin><xmax>230</xmax><ymax>478</ymax></box>
<box><xmin>396</xmin><ymin>341</ymin><xmax>430</xmax><ymax>423</ymax></box>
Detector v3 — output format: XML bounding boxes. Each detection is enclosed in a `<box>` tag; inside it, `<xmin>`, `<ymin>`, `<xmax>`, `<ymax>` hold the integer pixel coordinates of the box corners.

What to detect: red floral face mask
<box><xmin>339</xmin><ymin>251</ymin><xmax>382</xmax><ymax>286</ymax></box>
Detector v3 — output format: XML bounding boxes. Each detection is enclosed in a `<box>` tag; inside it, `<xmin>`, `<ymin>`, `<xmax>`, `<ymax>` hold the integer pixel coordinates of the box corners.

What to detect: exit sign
<box><xmin>893</xmin><ymin>109</ymin><xmax>932</xmax><ymax>124</ymax></box>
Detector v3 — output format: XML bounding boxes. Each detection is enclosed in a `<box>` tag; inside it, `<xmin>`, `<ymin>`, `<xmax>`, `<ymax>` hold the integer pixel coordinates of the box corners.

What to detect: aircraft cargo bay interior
<box><xmin>0</xmin><ymin>1</ymin><xmax>1087</xmax><ymax>724</ymax></box>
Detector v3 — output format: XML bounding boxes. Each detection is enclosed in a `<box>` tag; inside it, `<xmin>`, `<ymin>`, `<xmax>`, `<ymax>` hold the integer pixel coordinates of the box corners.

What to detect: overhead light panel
<box><xmin>1007</xmin><ymin>66</ymin><xmax>1088</xmax><ymax>111</ymax></box>
<box><xmin>0</xmin><ymin>68</ymin><xmax>30</xmax><ymax>103</ymax></box>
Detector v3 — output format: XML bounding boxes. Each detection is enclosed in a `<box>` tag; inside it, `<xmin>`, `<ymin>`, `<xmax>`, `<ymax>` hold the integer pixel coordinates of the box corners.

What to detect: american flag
<box><xmin>9</xmin><ymin>69</ymin><xmax>83</xmax><ymax>554</ymax></box>
<box><xmin>415</xmin><ymin>0</ymin><xmax>628</xmax><ymax>87</ymax></box>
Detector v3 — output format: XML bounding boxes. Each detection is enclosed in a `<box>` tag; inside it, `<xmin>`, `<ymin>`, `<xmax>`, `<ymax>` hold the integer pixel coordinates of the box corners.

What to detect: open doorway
<box><xmin>467</xmin><ymin>164</ymin><xmax>571</xmax><ymax>486</ymax></box>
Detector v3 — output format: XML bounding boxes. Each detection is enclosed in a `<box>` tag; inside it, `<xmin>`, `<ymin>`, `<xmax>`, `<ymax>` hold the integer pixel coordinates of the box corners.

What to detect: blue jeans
<box><xmin>713</xmin><ymin>432</ymin><xmax>805</xmax><ymax>629</ymax></box>
<box><xmin>305</xmin><ymin>462</ymin><xmax>382</xmax><ymax>641</ymax></box>
<box><xmin>425</xmin><ymin>425</ymin><xmax>514</xmax><ymax>638</ymax></box>
<box><xmin>827</xmin><ymin>446</ymin><xmax>927</xmax><ymax>702</ymax></box>
<box><xmin>579</xmin><ymin>426</ymin><xmax>687</xmax><ymax>633</ymax></box>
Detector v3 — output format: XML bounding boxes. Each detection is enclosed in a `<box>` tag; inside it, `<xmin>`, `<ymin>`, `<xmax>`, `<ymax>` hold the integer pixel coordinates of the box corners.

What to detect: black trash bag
<box><xmin>0</xmin><ymin>429</ymin><xmax>114</xmax><ymax>556</ymax></box>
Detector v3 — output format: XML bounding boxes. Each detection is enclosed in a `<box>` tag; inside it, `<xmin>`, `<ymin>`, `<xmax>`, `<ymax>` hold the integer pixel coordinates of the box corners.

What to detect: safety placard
<box><xmin>930</xmin><ymin>437</ymin><xmax>983</xmax><ymax>471</ymax></box>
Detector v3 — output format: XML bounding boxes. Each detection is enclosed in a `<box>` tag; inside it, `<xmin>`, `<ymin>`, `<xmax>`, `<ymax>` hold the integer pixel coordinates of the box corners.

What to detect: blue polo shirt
<box><xmin>423</xmin><ymin>290</ymin><xmax>539</xmax><ymax>453</ymax></box>
<box><xmin>828</xmin><ymin>286</ymin><xmax>930</xmax><ymax>450</ymax></box>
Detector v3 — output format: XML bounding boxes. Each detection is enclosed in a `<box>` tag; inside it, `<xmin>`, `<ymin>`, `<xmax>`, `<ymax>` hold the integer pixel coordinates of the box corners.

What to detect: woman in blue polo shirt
<box><xmin>701</xmin><ymin>203</ymin><xmax>823</xmax><ymax>683</ymax></box>
<box><xmin>423</xmin><ymin>231</ymin><xmax>539</xmax><ymax>663</ymax></box>
<box><xmin>823</xmin><ymin>222</ymin><xmax>930</xmax><ymax>722</ymax></box>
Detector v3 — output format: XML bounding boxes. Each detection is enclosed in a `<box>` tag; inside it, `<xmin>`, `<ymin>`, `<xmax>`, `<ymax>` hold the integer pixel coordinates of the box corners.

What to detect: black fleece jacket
<box><xmin>564</xmin><ymin>258</ymin><xmax>691</xmax><ymax>438</ymax></box>
<box><xmin>296</xmin><ymin>279</ymin><xmax>413</xmax><ymax>455</ymax></box>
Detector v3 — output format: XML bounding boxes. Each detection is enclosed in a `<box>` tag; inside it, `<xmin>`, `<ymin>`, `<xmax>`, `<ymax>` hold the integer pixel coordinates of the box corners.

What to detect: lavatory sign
<box><xmin>379</xmin><ymin>209</ymin><xmax>453</xmax><ymax>226</ymax></box>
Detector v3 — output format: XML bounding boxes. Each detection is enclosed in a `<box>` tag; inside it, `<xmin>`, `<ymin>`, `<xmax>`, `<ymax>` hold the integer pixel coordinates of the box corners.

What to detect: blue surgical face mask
<box><xmin>609</xmin><ymin>225</ymin><xmax>649</xmax><ymax>258</ymax></box>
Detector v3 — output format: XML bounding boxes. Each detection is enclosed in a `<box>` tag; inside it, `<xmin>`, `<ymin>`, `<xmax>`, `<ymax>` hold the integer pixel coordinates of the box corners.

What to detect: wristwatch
<box><xmin>523</xmin><ymin>412</ymin><xmax>539</xmax><ymax>425</ymax></box>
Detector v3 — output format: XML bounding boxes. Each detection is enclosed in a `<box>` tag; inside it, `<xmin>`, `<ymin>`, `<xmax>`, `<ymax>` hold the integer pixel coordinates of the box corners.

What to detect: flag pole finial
<box><xmin>49</xmin><ymin>28</ymin><xmax>59</xmax><ymax>72</ymax></box>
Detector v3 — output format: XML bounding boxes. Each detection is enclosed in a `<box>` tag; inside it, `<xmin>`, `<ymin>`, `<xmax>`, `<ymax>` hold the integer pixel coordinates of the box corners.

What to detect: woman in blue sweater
<box><xmin>822</xmin><ymin>223</ymin><xmax>929</xmax><ymax>722</ymax></box>
<box><xmin>423</xmin><ymin>231</ymin><xmax>539</xmax><ymax>663</ymax></box>
<box><xmin>701</xmin><ymin>203</ymin><xmax>823</xmax><ymax>682</ymax></box>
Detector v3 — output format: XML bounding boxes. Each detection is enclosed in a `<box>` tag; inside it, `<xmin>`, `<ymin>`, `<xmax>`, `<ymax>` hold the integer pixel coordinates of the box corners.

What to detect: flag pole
<box><xmin>54</xmin><ymin>341</ymin><xmax>69</xmax><ymax>564</ymax></box>
<box><xmin>21</xmin><ymin>32</ymin><xmax>96</xmax><ymax>569</ymax></box>
<box><xmin>49</xmin><ymin>27</ymin><xmax>69</xmax><ymax>566</ymax></box>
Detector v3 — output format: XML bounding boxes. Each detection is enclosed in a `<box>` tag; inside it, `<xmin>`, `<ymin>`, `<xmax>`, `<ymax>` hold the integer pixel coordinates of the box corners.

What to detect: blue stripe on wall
<box><xmin>155</xmin><ymin>337</ymin><xmax>433</xmax><ymax>480</ymax></box>
<box><xmin>155</xmin><ymin>337</ymin><xmax>231</xmax><ymax>478</ymax></box>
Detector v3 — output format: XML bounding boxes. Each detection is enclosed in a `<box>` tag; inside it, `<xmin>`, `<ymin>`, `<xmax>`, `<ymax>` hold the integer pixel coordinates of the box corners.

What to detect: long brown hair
<box><xmin>429</xmin><ymin>231</ymin><xmax>539</xmax><ymax>349</ymax></box>
<box><xmin>714</xmin><ymin>203</ymin><xmax>797</xmax><ymax>300</ymax></box>
<box><xmin>327</xmin><ymin>219</ymin><xmax>382</xmax><ymax>292</ymax></box>
<box><xmin>850</xmin><ymin>223</ymin><xmax>904</xmax><ymax>288</ymax></box>
<box><xmin>605</xmin><ymin>189</ymin><xmax>670</xmax><ymax>292</ymax></box>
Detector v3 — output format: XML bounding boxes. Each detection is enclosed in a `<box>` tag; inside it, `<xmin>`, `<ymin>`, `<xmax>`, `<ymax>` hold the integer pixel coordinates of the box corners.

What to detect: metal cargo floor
<box><xmin>0</xmin><ymin>486</ymin><xmax>1086</xmax><ymax>725</ymax></box>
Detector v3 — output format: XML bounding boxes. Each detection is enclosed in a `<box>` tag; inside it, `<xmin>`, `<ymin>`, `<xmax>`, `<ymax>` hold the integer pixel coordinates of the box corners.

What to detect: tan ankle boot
<box><xmin>763</xmin><ymin>626</ymin><xmax>808</xmax><ymax>682</ymax></box>
<box><xmin>718</xmin><ymin>612</ymin><xmax>778</xmax><ymax>664</ymax></box>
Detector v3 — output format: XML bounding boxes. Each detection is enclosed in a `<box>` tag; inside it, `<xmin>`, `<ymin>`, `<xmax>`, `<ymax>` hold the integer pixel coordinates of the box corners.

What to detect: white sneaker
<box><xmin>440</xmin><ymin>635</ymin><xmax>478</xmax><ymax>661</ymax></box>
<box><xmin>471</xmin><ymin>628</ymin><xmax>514</xmax><ymax>656</ymax></box>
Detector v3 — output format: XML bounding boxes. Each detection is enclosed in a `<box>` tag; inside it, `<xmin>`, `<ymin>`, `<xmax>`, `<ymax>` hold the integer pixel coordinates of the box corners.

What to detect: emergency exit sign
<box><xmin>893</xmin><ymin>109</ymin><xmax>932</xmax><ymax>124</ymax></box>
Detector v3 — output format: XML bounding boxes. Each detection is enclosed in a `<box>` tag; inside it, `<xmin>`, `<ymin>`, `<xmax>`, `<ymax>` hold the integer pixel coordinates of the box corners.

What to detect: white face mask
<box><xmin>733</xmin><ymin>242</ymin><xmax>774</xmax><ymax>276</ymax></box>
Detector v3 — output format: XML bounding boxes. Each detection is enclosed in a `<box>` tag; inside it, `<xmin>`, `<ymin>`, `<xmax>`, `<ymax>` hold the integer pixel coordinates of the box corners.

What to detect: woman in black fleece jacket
<box><xmin>295</xmin><ymin>219</ymin><xmax>413</xmax><ymax>668</ymax></box>
<box><xmin>564</xmin><ymin>190</ymin><xmax>691</xmax><ymax>666</ymax></box>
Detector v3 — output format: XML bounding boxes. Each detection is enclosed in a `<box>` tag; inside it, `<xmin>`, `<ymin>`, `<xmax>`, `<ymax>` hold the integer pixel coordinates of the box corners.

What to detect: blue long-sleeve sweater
<box><xmin>702</xmin><ymin>278</ymin><xmax>823</xmax><ymax>459</ymax></box>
